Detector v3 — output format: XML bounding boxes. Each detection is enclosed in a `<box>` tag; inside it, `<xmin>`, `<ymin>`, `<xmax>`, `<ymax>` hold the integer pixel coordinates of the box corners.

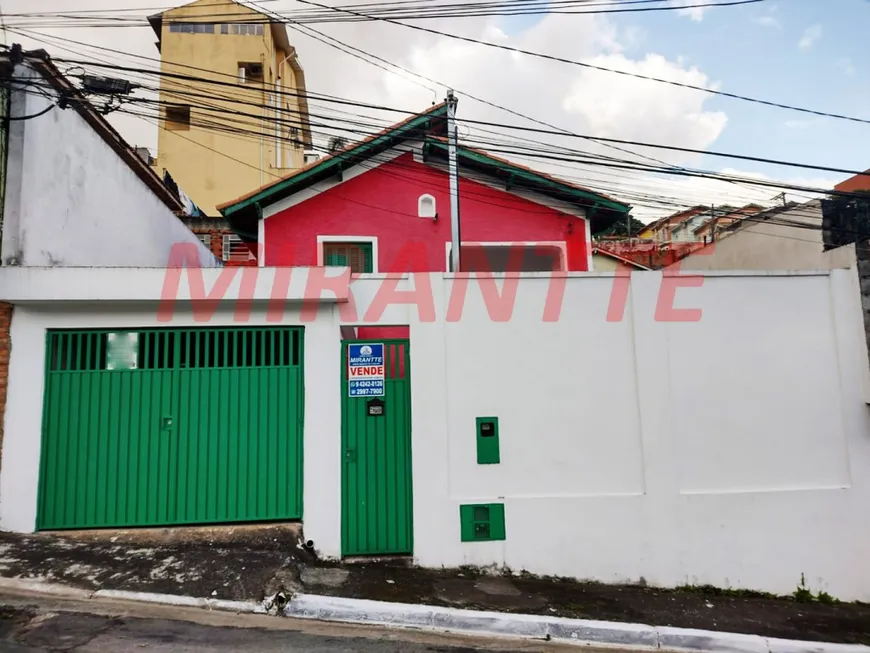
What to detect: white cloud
<box><xmin>784</xmin><ymin>118</ymin><xmax>818</xmax><ymax>130</ymax></box>
<box><xmin>798</xmin><ymin>24</ymin><xmax>822</xmax><ymax>50</ymax></box>
<box><xmin>752</xmin><ymin>15</ymin><xmax>780</xmax><ymax>28</ymax></box>
<box><xmin>561</xmin><ymin>53</ymin><xmax>727</xmax><ymax>148</ymax></box>
<box><xmin>838</xmin><ymin>57</ymin><xmax>856</xmax><ymax>76</ymax></box>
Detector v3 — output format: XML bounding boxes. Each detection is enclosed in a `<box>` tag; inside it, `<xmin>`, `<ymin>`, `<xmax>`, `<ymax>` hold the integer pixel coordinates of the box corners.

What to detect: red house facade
<box><xmin>219</xmin><ymin>104</ymin><xmax>631</xmax><ymax>276</ymax></box>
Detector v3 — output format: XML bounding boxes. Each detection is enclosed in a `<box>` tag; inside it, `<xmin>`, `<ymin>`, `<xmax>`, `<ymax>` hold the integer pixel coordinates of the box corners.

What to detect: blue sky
<box><xmin>507</xmin><ymin>0</ymin><xmax>870</xmax><ymax>186</ymax></box>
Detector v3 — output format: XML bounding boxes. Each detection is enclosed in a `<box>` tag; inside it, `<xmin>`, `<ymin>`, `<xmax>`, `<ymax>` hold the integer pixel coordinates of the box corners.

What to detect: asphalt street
<box><xmin>0</xmin><ymin>590</ymin><xmax>587</xmax><ymax>653</ymax></box>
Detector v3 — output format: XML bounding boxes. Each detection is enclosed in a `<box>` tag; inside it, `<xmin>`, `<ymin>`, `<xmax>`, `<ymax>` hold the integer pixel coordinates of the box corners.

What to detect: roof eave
<box><xmin>147</xmin><ymin>13</ymin><xmax>163</xmax><ymax>45</ymax></box>
<box><xmin>286</xmin><ymin>53</ymin><xmax>312</xmax><ymax>148</ymax></box>
<box><xmin>424</xmin><ymin>139</ymin><xmax>630</xmax><ymax>216</ymax></box>
<box><xmin>219</xmin><ymin>103</ymin><xmax>449</xmax><ymax>222</ymax></box>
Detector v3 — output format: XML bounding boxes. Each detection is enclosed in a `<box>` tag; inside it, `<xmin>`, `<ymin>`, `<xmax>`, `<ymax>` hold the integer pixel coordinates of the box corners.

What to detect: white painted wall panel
<box><xmin>1</xmin><ymin>63</ymin><xmax>215</xmax><ymax>268</ymax></box>
<box><xmin>669</xmin><ymin>276</ymin><xmax>851</xmax><ymax>493</ymax></box>
<box><xmin>444</xmin><ymin>277</ymin><xmax>644</xmax><ymax>499</ymax></box>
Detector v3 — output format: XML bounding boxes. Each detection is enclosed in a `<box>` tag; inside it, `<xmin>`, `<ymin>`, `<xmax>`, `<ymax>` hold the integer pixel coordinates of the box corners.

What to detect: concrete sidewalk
<box><xmin>0</xmin><ymin>531</ymin><xmax>868</xmax><ymax>647</ymax></box>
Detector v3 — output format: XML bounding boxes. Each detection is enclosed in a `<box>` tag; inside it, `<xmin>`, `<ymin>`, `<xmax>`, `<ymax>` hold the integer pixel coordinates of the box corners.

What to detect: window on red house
<box><xmin>449</xmin><ymin>244</ymin><xmax>564</xmax><ymax>272</ymax></box>
<box><xmin>323</xmin><ymin>242</ymin><xmax>374</xmax><ymax>273</ymax></box>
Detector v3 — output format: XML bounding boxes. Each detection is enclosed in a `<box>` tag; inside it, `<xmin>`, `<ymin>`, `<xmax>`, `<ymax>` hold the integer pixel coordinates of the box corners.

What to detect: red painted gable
<box><xmin>263</xmin><ymin>152</ymin><xmax>590</xmax><ymax>271</ymax></box>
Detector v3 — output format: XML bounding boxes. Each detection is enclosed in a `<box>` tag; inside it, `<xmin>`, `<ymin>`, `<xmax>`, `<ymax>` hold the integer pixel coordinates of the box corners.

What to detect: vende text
<box><xmin>349</xmin><ymin>366</ymin><xmax>385</xmax><ymax>377</ymax></box>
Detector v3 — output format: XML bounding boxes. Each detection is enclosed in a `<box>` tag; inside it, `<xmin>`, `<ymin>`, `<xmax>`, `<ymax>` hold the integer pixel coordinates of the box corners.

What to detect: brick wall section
<box><xmin>0</xmin><ymin>303</ymin><xmax>11</xmax><ymax>466</ymax></box>
<box><xmin>191</xmin><ymin>228</ymin><xmax>258</xmax><ymax>267</ymax></box>
<box><xmin>192</xmin><ymin>228</ymin><xmax>226</xmax><ymax>261</ymax></box>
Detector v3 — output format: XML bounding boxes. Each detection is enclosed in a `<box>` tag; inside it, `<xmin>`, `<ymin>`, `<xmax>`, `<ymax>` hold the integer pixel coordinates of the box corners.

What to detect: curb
<box><xmin>91</xmin><ymin>589</ymin><xmax>267</xmax><ymax>615</ymax></box>
<box><xmin>285</xmin><ymin>594</ymin><xmax>870</xmax><ymax>653</ymax></box>
<box><xmin>0</xmin><ymin>578</ymin><xmax>266</xmax><ymax>616</ymax></box>
<box><xmin>0</xmin><ymin>578</ymin><xmax>867</xmax><ymax>653</ymax></box>
<box><xmin>0</xmin><ymin>577</ymin><xmax>93</xmax><ymax>600</ymax></box>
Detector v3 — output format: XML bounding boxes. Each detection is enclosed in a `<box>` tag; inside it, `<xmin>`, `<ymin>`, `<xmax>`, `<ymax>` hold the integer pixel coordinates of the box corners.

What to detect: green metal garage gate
<box><xmin>37</xmin><ymin>327</ymin><xmax>304</xmax><ymax>530</ymax></box>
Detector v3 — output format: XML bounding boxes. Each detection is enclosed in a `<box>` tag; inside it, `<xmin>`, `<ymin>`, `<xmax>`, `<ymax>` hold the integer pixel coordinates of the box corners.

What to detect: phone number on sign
<box><xmin>351</xmin><ymin>380</ymin><xmax>384</xmax><ymax>388</ymax></box>
<box><xmin>351</xmin><ymin>388</ymin><xmax>384</xmax><ymax>396</ymax></box>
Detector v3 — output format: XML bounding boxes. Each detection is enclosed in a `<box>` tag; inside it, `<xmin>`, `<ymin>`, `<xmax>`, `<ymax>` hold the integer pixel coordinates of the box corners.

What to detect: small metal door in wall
<box><xmin>341</xmin><ymin>339</ymin><xmax>413</xmax><ymax>556</ymax></box>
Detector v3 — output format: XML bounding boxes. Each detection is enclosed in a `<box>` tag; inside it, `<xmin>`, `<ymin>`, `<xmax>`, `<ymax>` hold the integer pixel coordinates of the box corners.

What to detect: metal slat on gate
<box><xmin>37</xmin><ymin>327</ymin><xmax>304</xmax><ymax>530</ymax></box>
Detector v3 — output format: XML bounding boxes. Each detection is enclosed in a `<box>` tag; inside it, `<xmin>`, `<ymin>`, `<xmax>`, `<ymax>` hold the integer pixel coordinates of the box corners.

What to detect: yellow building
<box><xmin>148</xmin><ymin>0</ymin><xmax>312</xmax><ymax>217</ymax></box>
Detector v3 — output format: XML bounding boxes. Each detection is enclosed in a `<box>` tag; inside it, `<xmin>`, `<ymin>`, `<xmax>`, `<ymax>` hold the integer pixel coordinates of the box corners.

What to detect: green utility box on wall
<box><xmin>476</xmin><ymin>416</ymin><xmax>500</xmax><ymax>464</ymax></box>
<box><xmin>460</xmin><ymin>504</ymin><xmax>506</xmax><ymax>542</ymax></box>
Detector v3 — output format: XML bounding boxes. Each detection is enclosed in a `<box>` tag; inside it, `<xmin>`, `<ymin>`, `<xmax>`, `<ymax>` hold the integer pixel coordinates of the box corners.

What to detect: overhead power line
<box><xmin>2</xmin><ymin>18</ymin><xmax>806</xmax><ymax>209</ymax></box>
<box><xmin>3</xmin><ymin>0</ymin><xmax>764</xmax><ymax>25</ymax></box>
<box><xmin>33</xmin><ymin>55</ymin><xmax>870</xmax><ymax>185</ymax></box>
<box><xmin>282</xmin><ymin>0</ymin><xmax>869</xmax><ymax>126</ymax></box>
<box><xmin>453</xmin><ymin>118</ymin><xmax>870</xmax><ymax>179</ymax></box>
<box><xmin>11</xmin><ymin>78</ymin><xmax>862</xmax><ymax>248</ymax></box>
<box><xmin>7</xmin><ymin>32</ymin><xmax>861</xmax><ymax>220</ymax></box>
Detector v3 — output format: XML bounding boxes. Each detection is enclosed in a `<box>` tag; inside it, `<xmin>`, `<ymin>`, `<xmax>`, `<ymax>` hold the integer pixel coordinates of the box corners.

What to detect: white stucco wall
<box><xmin>407</xmin><ymin>269</ymin><xmax>870</xmax><ymax>600</ymax></box>
<box><xmin>1</xmin><ymin>62</ymin><xmax>215</xmax><ymax>268</ymax></box>
<box><xmin>3</xmin><ymin>266</ymin><xmax>870</xmax><ymax>600</ymax></box>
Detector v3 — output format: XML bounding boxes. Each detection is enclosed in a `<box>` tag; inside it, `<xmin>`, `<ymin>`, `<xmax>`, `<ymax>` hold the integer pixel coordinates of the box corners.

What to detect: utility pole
<box><xmin>447</xmin><ymin>90</ymin><xmax>461</xmax><ymax>273</ymax></box>
<box><xmin>710</xmin><ymin>204</ymin><xmax>715</xmax><ymax>242</ymax></box>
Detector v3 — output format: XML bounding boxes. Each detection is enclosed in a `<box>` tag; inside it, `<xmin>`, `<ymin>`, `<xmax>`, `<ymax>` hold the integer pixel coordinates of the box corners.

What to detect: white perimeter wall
<box><xmin>404</xmin><ymin>270</ymin><xmax>870</xmax><ymax>600</ymax></box>
<box><xmin>3</xmin><ymin>267</ymin><xmax>870</xmax><ymax>600</ymax></box>
<box><xmin>1</xmin><ymin>63</ymin><xmax>215</xmax><ymax>268</ymax></box>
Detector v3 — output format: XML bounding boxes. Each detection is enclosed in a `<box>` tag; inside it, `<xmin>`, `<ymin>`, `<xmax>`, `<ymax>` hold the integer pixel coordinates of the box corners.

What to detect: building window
<box><xmin>323</xmin><ymin>242</ymin><xmax>374</xmax><ymax>273</ymax></box>
<box><xmin>169</xmin><ymin>22</ymin><xmax>215</xmax><ymax>33</ymax></box>
<box><xmin>221</xmin><ymin>23</ymin><xmax>264</xmax><ymax>36</ymax></box>
<box><xmin>238</xmin><ymin>62</ymin><xmax>264</xmax><ymax>84</ymax></box>
<box><xmin>447</xmin><ymin>244</ymin><xmax>565</xmax><ymax>272</ymax></box>
<box><xmin>165</xmin><ymin>105</ymin><xmax>191</xmax><ymax>131</ymax></box>
<box><xmin>196</xmin><ymin>234</ymin><xmax>212</xmax><ymax>249</ymax></box>
<box><xmin>418</xmin><ymin>194</ymin><xmax>436</xmax><ymax>218</ymax></box>
<box><xmin>222</xmin><ymin>234</ymin><xmax>255</xmax><ymax>262</ymax></box>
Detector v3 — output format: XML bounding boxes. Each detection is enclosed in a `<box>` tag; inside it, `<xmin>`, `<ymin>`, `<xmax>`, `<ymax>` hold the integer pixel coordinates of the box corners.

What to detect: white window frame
<box><xmin>317</xmin><ymin>235</ymin><xmax>379</xmax><ymax>273</ymax></box>
<box><xmin>444</xmin><ymin>241</ymin><xmax>568</xmax><ymax>272</ymax></box>
<box><xmin>418</xmin><ymin>193</ymin><xmax>437</xmax><ymax>219</ymax></box>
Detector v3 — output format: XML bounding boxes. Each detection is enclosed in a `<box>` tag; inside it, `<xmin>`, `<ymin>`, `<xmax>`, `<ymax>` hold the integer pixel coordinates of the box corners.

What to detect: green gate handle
<box><xmin>161</xmin><ymin>416</ymin><xmax>174</xmax><ymax>431</ymax></box>
<box><xmin>345</xmin><ymin>449</ymin><xmax>357</xmax><ymax>463</ymax></box>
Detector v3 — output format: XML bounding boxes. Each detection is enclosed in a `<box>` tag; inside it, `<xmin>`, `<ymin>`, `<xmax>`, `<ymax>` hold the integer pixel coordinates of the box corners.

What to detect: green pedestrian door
<box><xmin>341</xmin><ymin>339</ymin><xmax>413</xmax><ymax>556</ymax></box>
<box><xmin>37</xmin><ymin>328</ymin><xmax>304</xmax><ymax>530</ymax></box>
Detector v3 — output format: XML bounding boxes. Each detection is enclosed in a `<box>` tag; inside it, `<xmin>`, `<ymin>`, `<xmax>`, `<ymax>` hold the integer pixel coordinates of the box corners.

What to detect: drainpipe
<box><xmin>259</xmin><ymin>55</ymin><xmax>265</xmax><ymax>187</ymax></box>
<box><xmin>275</xmin><ymin>50</ymin><xmax>295</xmax><ymax>170</ymax></box>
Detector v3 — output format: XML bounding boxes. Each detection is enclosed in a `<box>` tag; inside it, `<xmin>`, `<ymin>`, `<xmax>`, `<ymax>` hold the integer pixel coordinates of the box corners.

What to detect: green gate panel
<box><xmin>341</xmin><ymin>340</ymin><xmax>413</xmax><ymax>556</ymax></box>
<box><xmin>37</xmin><ymin>328</ymin><xmax>304</xmax><ymax>530</ymax></box>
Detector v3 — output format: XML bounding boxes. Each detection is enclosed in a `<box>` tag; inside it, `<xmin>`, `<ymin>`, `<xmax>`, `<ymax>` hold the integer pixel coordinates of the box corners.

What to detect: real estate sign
<box><xmin>348</xmin><ymin>343</ymin><xmax>385</xmax><ymax>397</ymax></box>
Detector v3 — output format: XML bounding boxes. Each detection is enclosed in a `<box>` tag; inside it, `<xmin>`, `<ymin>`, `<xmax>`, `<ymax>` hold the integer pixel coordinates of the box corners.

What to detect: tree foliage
<box><xmin>327</xmin><ymin>136</ymin><xmax>349</xmax><ymax>153</ymax></box>
<box><xmin>593</xmin><ymin>213</ymin><xmax>647</xmax><ymax>238</ymax></box>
